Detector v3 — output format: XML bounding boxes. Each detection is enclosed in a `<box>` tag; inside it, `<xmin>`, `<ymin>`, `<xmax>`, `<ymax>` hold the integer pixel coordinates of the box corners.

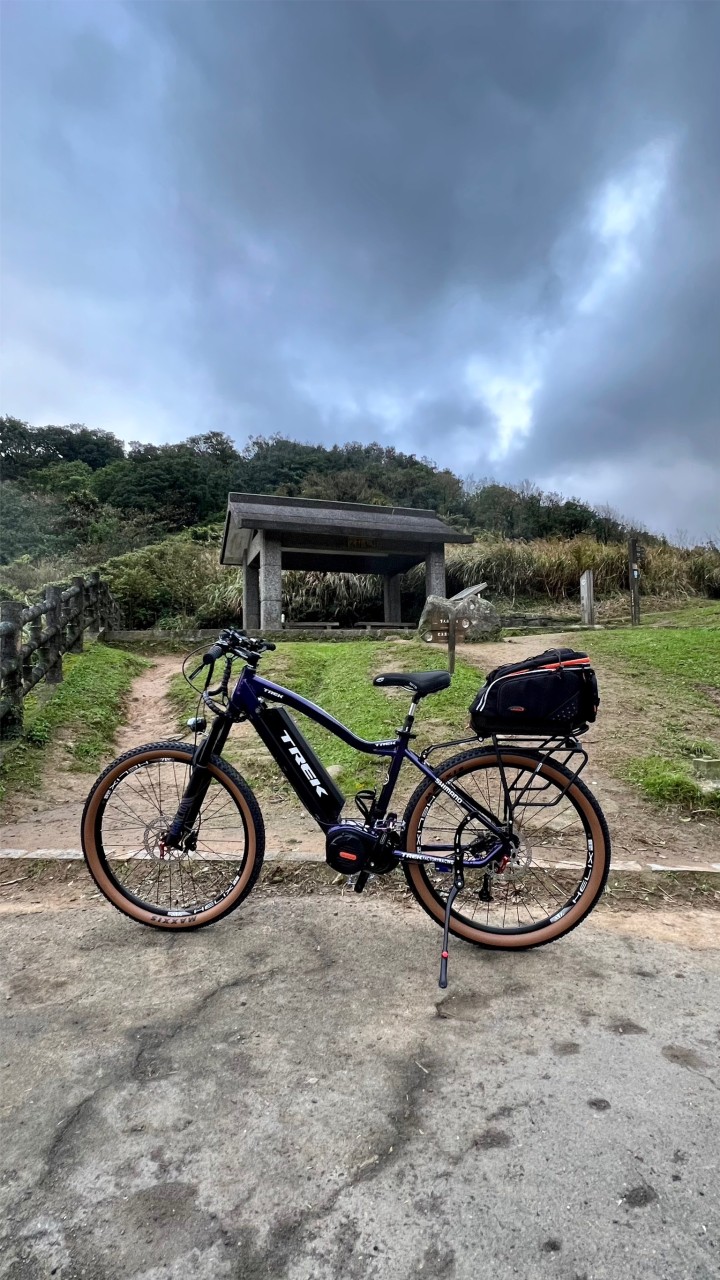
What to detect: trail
<box><xmin>0</xmin><ymin>654</ymin><xmax>181</xmax><ymax>854</ymax></box>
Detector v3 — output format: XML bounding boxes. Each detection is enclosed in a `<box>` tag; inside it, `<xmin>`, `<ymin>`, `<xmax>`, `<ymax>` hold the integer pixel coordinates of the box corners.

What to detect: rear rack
<box><xmin>487</xmin><ymin>732</ymin><xmax>589</xmax><ymax>810</ymax></box>
<box><xmin>420</xmin><ymin>731</ymin><xmax>589</xmax><ymax>810</ymax></box>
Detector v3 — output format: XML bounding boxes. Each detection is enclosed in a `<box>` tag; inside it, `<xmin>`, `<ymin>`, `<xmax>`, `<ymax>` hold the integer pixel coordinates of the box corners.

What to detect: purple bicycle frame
<box><xmin>228</xmin><ymin>664</ymin><xmax>507</xmax><ymax>866</ymax></box>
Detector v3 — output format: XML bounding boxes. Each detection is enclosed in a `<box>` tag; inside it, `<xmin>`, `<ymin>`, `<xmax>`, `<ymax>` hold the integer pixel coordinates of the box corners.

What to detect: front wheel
<box><xmin>81</xmin><ymin>740</ymin><xmax>265</xmax><ymax>929</ymax></box>
<box><xmin>402</xmin><ymin>748</ymin><xmax>610</xmax><ymax>949</ymax></box>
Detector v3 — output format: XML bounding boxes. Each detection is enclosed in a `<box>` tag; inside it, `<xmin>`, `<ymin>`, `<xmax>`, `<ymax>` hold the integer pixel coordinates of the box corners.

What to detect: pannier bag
<box><xmin>470</xmin><ymin>648</ymin><xmax>599</xmax><ymax>736</ymax></box>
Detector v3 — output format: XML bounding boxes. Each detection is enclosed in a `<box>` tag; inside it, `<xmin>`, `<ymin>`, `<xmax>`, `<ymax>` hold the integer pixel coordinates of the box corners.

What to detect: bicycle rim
<box><xmin>82</xmin><ymin>745</ymin><xmax>263</xmax><ymax>927</ymax></box>
<box><xmin>403</xmin><ymin>750</ymin><xmax>610</xmax><ymax>948</ymax></box>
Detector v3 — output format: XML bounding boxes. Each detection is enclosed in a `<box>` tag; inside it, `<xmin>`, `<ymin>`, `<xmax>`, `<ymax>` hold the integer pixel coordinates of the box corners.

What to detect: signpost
<box><xmin>628</xmin><ymin>537</ymin><xmax>642</xmax><ymax>627</ymax></box>
<box><xmin>580</xmin><ymin>569</ymin><xmax>595</xmax><ymax>627</ymax></box>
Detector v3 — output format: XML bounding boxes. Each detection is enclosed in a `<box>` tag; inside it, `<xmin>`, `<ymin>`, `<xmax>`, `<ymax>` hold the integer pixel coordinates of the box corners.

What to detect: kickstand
<box><xmin>439</xmin><ymin>854</ymin><xmax>465</xmax><ymax>989</ymax></box>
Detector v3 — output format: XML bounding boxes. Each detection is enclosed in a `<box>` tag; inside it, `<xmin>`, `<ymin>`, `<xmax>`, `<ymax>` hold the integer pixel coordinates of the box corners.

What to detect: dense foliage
<box><xmin>2</xmin><ymin>416</ymin><xmax>631</xmax><ymax>566</ymax></box>
<box><xmin>94</xmin><ymin>530</ymin><xmax>720</xmax><ymax>629</ymax></box>
<box><xmin>2</xmin><ymin>416</ymin><xmax>718</xmax><ymax>627</ymax></box>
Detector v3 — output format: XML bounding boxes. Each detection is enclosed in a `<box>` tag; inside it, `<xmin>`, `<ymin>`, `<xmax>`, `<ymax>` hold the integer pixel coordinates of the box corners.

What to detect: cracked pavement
<box><xmin>1</xmin><ymin>893</ymin><xmax>718</xmax><ymax>1279</ymax></box>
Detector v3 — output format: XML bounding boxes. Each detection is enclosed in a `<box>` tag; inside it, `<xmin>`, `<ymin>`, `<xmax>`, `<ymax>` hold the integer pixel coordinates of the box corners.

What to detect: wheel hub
<box><xmin>144</xmin><ymin>818</ymin><xmax>190</xmax><ymax>861</ymax></box>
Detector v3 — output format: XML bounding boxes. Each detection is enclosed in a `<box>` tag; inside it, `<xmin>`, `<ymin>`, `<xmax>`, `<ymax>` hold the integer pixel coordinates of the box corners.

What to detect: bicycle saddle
<box><xmin>373</xmin><ymin>671</ymin><xmax>451</xmax><ymax>697</ymax></box>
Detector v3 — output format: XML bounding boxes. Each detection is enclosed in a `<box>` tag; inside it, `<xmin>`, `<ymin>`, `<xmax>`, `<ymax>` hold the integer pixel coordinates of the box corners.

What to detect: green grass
<box><xmin>585</xmin><ymin>625</ymin><xmax>720</xmax><ymax>813</ymax></box>
<box><xmin>0</xmin><ymin>643</ymin><xmax>149</xmax><ymax>808</ymax></box>
<box><xmin>639</xmin><ymin>600</ymin><xmax>720</xmax><ymax>628</ymax></box>
<box><xmin>169</xmin><ymin>640</ymin><xmax>482</xmax><ymax>797</ymax></box>
<box><xmin>627</xmin><ymin>756</ymin><xmax>720</xmax><ymax>814</ymax></box>
<box><xmin>587</xmin><ymin>625</ymin><xmax>720</xmax><ymax>689</ymax></box>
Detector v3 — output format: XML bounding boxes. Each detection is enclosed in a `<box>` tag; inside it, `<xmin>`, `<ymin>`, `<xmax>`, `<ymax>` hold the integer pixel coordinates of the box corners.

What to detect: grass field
<box><xmin>585</xmin><ymin>625</ymin><xmax>720</xmax><ymax>812</ymax></box>
<box><xmin>637</xmin><ymin>600</ymin><xmax>720</xmax><ymax>629</ymax></box>
<box><xmin>0</xmin><ymin>643</ymin><xmax>148</xmax><ymax>809</ymax></box>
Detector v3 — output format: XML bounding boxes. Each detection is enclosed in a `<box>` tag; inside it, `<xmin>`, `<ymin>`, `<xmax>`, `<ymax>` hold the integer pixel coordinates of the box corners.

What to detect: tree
<box><xmin>35</xmin><ymin>424</ymin><xmax>125</xmax><ymax>470</ymax></box>
<box><xmin>0</xmin><ymin>416</ymin><xmax>44</xmax><ymax>481</ymax></box>
<box><xmin>0</xmin><ymin>417</ymin><xmax>125</xmax><ymax>480</ymax></box>
<box><xmin>23</xmin><ymin>460</ymin><xmax>94</xmax><ymax>495</ymax></box>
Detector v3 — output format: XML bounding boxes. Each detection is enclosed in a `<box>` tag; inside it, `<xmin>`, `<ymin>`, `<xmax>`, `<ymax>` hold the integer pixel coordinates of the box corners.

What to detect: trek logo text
<box><xmin>280</xmin><ymin>731</ymin><xmax>328</xmax><ymax>798</ymax></box>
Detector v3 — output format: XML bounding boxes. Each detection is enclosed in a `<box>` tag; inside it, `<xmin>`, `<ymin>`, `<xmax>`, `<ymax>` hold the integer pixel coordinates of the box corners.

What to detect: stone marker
<box><xmin>418</xmin><ymin>592</ymin><xmax>501</xmax><ymax>643</ymax></box>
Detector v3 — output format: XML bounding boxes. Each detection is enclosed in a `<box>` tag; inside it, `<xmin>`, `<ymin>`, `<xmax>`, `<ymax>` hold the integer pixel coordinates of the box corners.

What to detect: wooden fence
<box><xmin>0</xmin><ymin>573</ymin><xmax>122</xmax><ymax>739</ymax></box>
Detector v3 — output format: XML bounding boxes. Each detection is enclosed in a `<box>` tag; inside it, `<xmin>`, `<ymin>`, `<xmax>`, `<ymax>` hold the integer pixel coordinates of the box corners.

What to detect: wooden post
<box><xmin>447</xmin><ymin>605</ymin><xmax>457</xmax><ymax>675</ymax></box>
<box><xmin>44</xmin><ymin>585</ymin><xmax>64</xmax><ymax>684</ymax></box>
<box><xmin>0</xmin><ymin>600</ymin><xmax>24</xmax><ymax>738</ymax></box>
<box><xmin>67</xmin><ymin>576</ymin><xmax>85</xmax><ymax>652</ymax></box>
<box><xmin>628</xmin><ymin>537</ymin><xmax>641</xmax><ymax>627</ymax></box>
<box><xmin>580</xmin><ymin>569</ymin><xmax>595</xmax><ymax>626</ymax></box>
<box><xmin>23</xmin><ymin>609</ymin><xmax>43</xmax><ymax>691</ymax></box>
<box><xmin>97</xmin><ymin>582</ymin><xmax>110</xmax><ymax>640</ymax></box>
<box><xmin>87</xmin><ymin>572</ymin><xmax>101</xmax><ymax>633</ymax></box>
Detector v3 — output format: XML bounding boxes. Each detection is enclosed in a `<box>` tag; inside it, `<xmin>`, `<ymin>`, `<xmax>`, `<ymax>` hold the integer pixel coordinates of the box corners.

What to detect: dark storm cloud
<box><xmin>1</xmin><ymin>1</ymin><xmax>718</xmax><ymax>536</ymax></box>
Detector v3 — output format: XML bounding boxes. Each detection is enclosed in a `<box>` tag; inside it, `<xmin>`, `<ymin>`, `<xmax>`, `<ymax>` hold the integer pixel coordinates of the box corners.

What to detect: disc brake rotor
<box><xmin>144</xmin><ymin>818</ymin><xmax>190</xmax><ymax>861</ymax></box>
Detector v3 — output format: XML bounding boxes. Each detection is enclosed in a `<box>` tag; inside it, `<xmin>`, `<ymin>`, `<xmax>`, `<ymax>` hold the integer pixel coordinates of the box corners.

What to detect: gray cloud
<box><xmin>1</xmin><ymin>1</ymin><xmax>718</xmax><ymax>537</ymax></box>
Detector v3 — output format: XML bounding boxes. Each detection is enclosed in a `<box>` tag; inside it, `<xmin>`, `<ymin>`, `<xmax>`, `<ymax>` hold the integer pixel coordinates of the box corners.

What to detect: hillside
<box><xmin>1</xmin><ymin>417</ymin><xmax>719</xmax><ymax>627</ymax></box>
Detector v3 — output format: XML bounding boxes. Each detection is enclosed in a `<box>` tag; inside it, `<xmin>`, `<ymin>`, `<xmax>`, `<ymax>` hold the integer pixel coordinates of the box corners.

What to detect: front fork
<box><xmin>162</xmin><ymin>714</ymin><xmax>234</xmax><ymax>849</ymax></box>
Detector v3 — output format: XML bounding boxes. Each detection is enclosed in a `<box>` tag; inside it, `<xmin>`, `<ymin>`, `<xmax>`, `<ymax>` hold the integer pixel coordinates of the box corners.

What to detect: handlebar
<box><xmin>188</xmin><ymin>629</ymin><xmax>276</xmax><ymax>681</ymax></box>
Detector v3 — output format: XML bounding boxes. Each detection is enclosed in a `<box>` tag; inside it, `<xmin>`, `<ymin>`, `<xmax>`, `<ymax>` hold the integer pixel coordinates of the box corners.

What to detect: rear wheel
<box><xmin>402</xmin><ymin>748</ymin><xmax>610</xmax><ymax>949</ymax></box>
<box><xmin>81</xmin><ymin>741</ymin><xmax>265</xmax><ymax>929</ymax></box>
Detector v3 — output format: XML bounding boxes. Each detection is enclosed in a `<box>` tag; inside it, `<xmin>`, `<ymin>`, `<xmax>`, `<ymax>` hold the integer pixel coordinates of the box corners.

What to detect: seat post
<box><xmin>400</xmin><ymin>698</ymin><xmax>419</xmax><ymax>736</ymax></box>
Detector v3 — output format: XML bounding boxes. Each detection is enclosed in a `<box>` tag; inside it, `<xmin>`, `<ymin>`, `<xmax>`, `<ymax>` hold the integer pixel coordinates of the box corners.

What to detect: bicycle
<box><xmin>81</xmin><ymin>629</ymin><xmax>611</xmax><ymax>987</ymax></box>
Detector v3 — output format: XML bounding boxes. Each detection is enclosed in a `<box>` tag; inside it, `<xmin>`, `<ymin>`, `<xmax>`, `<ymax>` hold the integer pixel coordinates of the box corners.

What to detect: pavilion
<box><xmin>220</xmin><ymin>492</ymin><xmax>472</xmax><ymax>629</ymax></box>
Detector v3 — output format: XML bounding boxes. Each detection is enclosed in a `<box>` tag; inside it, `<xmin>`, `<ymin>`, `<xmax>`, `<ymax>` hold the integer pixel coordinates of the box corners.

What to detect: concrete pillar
<box><xmin>260</xmin><ymin>535</ymin><xmax>283</xmax><ymax>630</ymax></box>
<box><xmin>383</xmin><ymin>573</ymin><xmax>402</xmax><ymax>624</ymax></box>
<box><xmin>425</xmin><ymin>546</ymin><xmax>446</xmax><ymax>600</ymax></box>
<box><xmin>243</xmin><ymin>552</ymin><xmax>260</xmax><ymax>630</ymax></box>
<box><xmin>580</xmin><ymin>569</ymin><xmax>595</xmax><ymax>626</ymax></box>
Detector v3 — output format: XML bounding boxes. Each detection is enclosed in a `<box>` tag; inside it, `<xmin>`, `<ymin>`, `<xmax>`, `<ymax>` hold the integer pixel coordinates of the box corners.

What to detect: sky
<box><xmin>1</xmin><ymin>0</ymin><xmax>718</xmax><ymax>540</ymax></box>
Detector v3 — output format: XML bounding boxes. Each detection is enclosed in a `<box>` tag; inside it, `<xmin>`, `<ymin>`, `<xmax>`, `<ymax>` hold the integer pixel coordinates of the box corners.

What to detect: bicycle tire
<box><xmin>81</xmin><ymin>740</ymin><xmax>265</xmax><ymax>930</ymax></box>
<box><xmin>402</xmin><ymin>747</ymin><xmax>610</xmax><ymax>950</ymax></box>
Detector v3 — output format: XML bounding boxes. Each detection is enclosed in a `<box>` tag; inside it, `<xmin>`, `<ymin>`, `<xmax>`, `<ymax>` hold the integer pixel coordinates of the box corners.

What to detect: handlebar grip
<box><xmin>264</xmin><ymin>641</ymin><xmax>277</xmax><ymax>651</ymax></box>
<box><xmin>203</xmin><ymin>643</ymin><xmax>226</xmax><ymax>664</ymax></box>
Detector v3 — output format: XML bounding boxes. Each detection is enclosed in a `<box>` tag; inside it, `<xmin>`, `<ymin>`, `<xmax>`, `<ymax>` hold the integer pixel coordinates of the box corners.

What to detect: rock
<box><xmin>417</xmin><ymin>595</ymin><xmax>452</xmax><ymax>641</ymax></box>
<box><xmin>456</xmin><ymin>594</ymin><xmax>501</xmax><ymax>641</ymax></box>
<box><xmin>418</xmin><ymin>594</ymin><xmax>501</xmax><ymax>643</ymax></box>
<box><xmin>692</xmin><ymin>756</ymin><xmax>720</xmax><ymax>783</ymax></box>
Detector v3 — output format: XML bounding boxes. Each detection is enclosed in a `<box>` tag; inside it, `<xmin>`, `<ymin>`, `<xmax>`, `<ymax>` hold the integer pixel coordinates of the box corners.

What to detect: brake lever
<box><xmin>207</xmin><ymin>656</ymin><xmax>233</xmax><ymax>699</ymax></box>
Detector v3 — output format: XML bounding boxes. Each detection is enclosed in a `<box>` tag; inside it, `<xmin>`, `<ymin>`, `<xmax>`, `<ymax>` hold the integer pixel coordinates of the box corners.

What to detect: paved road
<box><xmin>1</xmin><ymin>893</ymin><xmax>718</xmax><ymax>1279</ymax></box>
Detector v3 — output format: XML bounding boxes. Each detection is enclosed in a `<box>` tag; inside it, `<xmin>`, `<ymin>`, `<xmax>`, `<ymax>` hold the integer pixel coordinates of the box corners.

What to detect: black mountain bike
<box><xmin>82</xmin><ymin>629</ymin><xmax>611</xmax><ymax>987</ymax></box>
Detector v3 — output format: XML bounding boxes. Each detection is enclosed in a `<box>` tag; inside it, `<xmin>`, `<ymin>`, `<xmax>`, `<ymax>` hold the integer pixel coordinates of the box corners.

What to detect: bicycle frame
<box><xmin>165</xmin><ymin>661</ymin><xmax>511</xmax><ymax>867</ymax></box>
<box><xmin>221</xmin><ymin>665</ymin><xmax>509</xmax><ymax>867</ymax></box>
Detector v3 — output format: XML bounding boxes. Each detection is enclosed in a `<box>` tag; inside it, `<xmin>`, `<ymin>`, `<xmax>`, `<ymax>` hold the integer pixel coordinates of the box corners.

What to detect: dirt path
<box><xmin>0</xmin><ymin>655</ymin><xmax>181</xmax><ymax>853</ymax></box>
<box><xmin>453</xmin><ymin>633</ymin><xmax>720</xmax><ymax>869</ymax></box>
<box><xmin>0</xmin><ymin>653</ymin><xmax>329</xmax><ymax>859</ymax></box>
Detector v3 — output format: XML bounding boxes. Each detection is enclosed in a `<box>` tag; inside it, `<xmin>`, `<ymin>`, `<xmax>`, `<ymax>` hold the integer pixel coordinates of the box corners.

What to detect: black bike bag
<box><xmin>470</xmin><ymin>648</ymin><xmax>599</xmax><ymax>736</ymax></box>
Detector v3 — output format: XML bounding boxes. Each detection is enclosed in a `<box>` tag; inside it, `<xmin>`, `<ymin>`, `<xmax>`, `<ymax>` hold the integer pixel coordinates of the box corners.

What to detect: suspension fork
<box><xmin>163</xmin><ymin>713</ymin><xmax>234</xmax><ymax>848</ymax></box>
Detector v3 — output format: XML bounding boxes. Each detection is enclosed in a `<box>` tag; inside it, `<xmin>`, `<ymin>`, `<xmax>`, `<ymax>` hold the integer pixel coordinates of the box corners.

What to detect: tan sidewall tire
<box><xmin>82</xmin><ymin>747</ymin><xmax>261</xmax><ymax>929</ymax></box>
<box><xmin>404</xmin><ymin>752</ymin><xmax>608</xmax><ymax>949</ymax></box>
